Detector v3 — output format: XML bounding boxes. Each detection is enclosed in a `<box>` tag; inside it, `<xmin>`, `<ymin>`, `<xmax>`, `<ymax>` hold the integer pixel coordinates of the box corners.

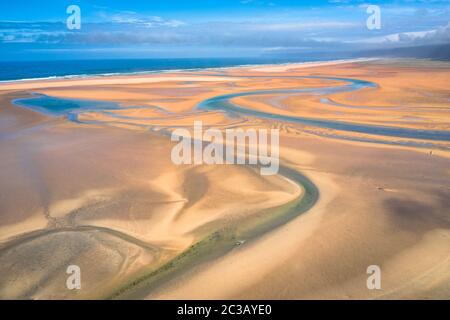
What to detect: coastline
<box><xmin>0</xmin><ymin>58</ymin><xmax>449</xmax><ymax>299</ymax></box>
<box><xmin>0</xmin><ymin>58</ymin><xmax>378</xmax><ymax>87</ymax></box>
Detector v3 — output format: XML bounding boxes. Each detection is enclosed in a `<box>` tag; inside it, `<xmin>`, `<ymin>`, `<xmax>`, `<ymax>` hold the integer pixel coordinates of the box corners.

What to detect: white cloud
<box><xmin>98</xmin><ymin>11</ymin><xmax>185</xmax><ymax>28</ymax></box>
<box><xmin>353</xmin><ymin>22</ymin><xmax>450</xmax><ymax>45</ymax></box>
<box><xmin>248</xmin><ymin>21</ymin><xmax>357</xmax><ymax>31</ymax></box>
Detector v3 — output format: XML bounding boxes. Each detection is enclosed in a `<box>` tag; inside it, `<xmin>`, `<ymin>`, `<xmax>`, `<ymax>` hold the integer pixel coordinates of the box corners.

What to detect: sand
<box><xmin>0</xmin><ymin>58</ymin><xmax>449</xmax><ymax>299</ymax></box>
<box><xmin>0</xmin><ymin>76</ymin><xmax>243</xmax><ymax>91</ymax></box>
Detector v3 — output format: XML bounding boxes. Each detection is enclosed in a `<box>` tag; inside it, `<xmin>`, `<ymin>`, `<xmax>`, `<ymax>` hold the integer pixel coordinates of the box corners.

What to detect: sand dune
<box><xmin>0</xmin><ymin>59</ymin><xmax>449</xmax><ymax>299</ymax></box>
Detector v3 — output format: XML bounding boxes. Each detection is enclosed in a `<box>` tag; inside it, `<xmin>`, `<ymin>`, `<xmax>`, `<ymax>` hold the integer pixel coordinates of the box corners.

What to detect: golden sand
<box><xmin>0</xmin><ymin>59</ymin><xmax>449</xmax><ymax>299</ymax></box>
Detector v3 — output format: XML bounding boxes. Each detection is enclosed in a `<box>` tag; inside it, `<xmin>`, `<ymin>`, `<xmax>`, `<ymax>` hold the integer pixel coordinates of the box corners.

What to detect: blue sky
<box><xmin>0</xmin><ymin>0</ymin><xmax>449</xmax><ymax>60</ymax></box>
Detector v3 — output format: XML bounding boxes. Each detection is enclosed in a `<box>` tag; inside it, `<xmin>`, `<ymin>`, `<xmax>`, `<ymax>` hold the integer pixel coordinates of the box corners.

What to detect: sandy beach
<box><xmin>0</xmin><ymin>59</ymin><xmax>449</xmax><ymax>299</ymax></box>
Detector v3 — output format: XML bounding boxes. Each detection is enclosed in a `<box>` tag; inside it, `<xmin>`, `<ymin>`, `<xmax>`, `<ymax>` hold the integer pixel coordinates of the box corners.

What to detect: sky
<box><xmin>0</xmin><ymin>0</ymin><xmax>449</xmax><ymax>60</ymax></box>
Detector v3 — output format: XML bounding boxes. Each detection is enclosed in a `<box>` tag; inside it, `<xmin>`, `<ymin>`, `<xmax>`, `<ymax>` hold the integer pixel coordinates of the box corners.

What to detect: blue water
<box><xmin>0</xmin><ymin>58</ymin><xmax>309</xmax><ymax>82</ymax></box>
<box><xmin>197</xmin><ymin>76</ymin><xmax>450</xmax><ymax>142</ymax></box>
<box><xmin>13</xmin><ymin>75</ymin><xmax>450</xmax><ymax>143</ymax></box>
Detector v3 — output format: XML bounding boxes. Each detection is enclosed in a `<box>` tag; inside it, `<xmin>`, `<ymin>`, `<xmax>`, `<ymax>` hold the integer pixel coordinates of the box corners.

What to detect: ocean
<box><xmin>0</xmin><ymin>57</ymin><xmax>313</xmax><ymax>82</ymax></box>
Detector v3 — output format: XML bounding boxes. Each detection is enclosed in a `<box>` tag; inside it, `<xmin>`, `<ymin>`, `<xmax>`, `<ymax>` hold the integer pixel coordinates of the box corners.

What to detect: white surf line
<box><xmin>249</xmin><ymin>58</ymin><xmax>380</xmax><ymax>72</ymax></box>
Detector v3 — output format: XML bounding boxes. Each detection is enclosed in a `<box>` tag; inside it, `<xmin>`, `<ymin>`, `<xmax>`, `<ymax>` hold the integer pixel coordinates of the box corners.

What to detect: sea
<box><xmin>0</xmin><ymin>57</ymin><xmax>321</xmax><ymax>82</ymax></box>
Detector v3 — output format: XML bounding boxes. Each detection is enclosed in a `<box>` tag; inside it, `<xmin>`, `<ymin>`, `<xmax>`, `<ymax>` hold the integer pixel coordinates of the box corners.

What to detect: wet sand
<box><xmin>0</xmin><ymin>59</ymin><xmax>449</xmax><ymax>299</ymax></box>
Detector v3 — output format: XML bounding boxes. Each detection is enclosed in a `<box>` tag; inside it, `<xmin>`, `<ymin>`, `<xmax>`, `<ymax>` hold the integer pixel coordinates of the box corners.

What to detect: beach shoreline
<box><xmin>0</xmin><ymin>58</ymin><xmax>379</xmax><ymax>89</ymax></box>
<box><xmin>0</xmin><ymin>58</ymin><xmax>449</xmax><ymax>299</ymax></box>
